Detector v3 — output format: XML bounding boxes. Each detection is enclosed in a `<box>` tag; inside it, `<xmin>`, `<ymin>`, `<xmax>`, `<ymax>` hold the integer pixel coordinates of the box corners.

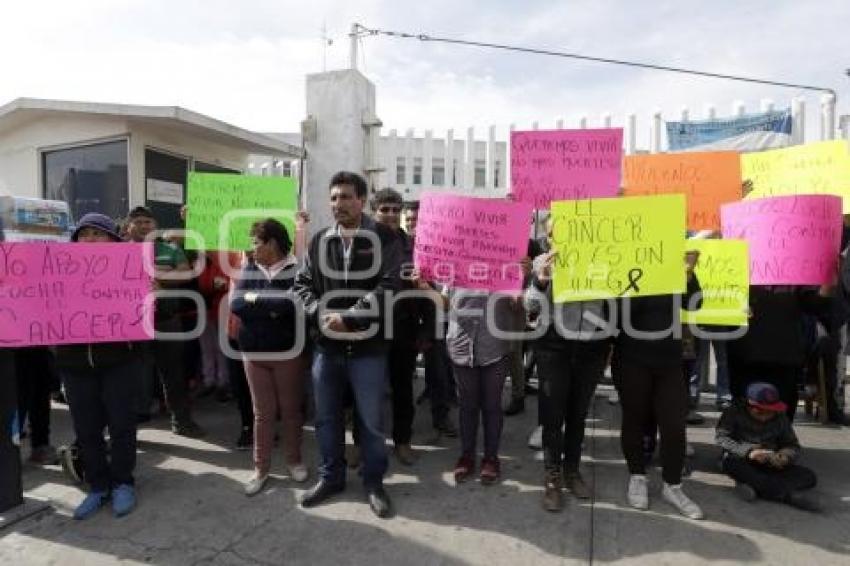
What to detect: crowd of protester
<box><xmin>10</xmin><ymin>171</ymin><xmax>848</xmax><ymax>522</ymax></box>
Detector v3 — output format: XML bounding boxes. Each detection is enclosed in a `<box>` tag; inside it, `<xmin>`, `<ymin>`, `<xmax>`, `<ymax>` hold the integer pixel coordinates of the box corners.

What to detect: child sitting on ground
<box><xmin>715</xmin><ymin>382</ymin><xmax>820</xmax><ymax>512</ymax></box>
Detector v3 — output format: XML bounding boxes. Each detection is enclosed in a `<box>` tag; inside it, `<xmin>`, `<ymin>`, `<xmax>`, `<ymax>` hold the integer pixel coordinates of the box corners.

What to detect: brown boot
<box><xmin>564</xmin><ymin>470</ymin><xmax>592</xmax><ymax>500</ymax></box>
<box><xmin>542</xmin><ymin>470</ymin><xmax>563</xmax><ymax>512</ymax></box>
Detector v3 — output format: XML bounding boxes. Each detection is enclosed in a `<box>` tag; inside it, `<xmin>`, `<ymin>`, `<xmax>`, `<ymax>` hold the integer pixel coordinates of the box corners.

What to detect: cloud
<box><xmin>0</xmin><ymin>0</ymin><xmax>846</xmax><ymax>145</ymax></box>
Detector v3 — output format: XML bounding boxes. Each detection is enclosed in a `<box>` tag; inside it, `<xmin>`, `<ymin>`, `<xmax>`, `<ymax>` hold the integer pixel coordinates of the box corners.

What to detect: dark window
<box><xmin>145</xmin><ymin>149</ymin><xmax>188</xmax><ymax>230</ymax></box>
<box><xmin>43</xmin><ymin>140</ymin><xmax>128</xmax><ymax>222</ymax></box>
<box><xmin>194</xmin><ymin>161</ymin><xmax>240</xmax><ymax>174</ymax></box>
<box><xmin>413</xmin><ymin>158</ymin><xmax>422</xmax><ymax>185</ymax></box>
<box><xmin>396</xmin><ymin>157</ymin><xmax>405</xmax><ymax>184</ymax></box>
<box><xmin>432</xmin><ymin>158</ymin><xmax>445</xmax><ymax>186</ymax></box>
<box><xmin>474</xmin><ymin>159</ymin><xmax>486</xmax><ymax>188</ymax></box>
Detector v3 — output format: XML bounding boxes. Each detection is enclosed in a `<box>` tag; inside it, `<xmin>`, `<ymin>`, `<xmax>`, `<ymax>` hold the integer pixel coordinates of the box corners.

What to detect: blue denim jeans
<box><xmin>312</xmin><ymin>351</ymin><xmax>388</xmax><ymax>488</ymax></box>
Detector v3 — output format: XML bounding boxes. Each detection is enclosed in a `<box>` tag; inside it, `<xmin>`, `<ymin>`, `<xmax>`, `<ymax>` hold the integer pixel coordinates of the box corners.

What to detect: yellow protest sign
<box><xmin>742</xmin><ymin>140</ymin><xmax>850</xmax><ymax>211</ymax></box>
<box><xmin>681</xmin><ymin>239</ymin><xmax>749</xmax><ymax>326</ymax></box>
<box><xmin>550</xmin><ymin>194</ymin><xmax>686</xmax><ymax>302</ymax></box>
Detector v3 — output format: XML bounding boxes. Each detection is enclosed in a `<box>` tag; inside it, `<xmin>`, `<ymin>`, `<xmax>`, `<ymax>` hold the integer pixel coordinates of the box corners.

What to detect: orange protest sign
<box><xmin>623</xmin><ymin>151</ymin><xmax>741</xmax><ymax>231</ymax></box>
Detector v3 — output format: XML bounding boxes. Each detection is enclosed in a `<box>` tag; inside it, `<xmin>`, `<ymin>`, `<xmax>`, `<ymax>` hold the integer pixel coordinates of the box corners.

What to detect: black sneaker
<box><xmin>504</xmin><ymin>398</ymin><xmax>525</xmax><ymax>416</ymax></box>
<box><xmin>435</xmin><ymin>417</ymin><xmax>458</xmax><ymax>438</ymax></box>
<box><xmin>734</xmin><ymin>482</ymin><xmax>757</xmax><ymax>502</ymax></box>
<box><xmin>236</xmin><ymin>427</ymin><xmax>253</xmax><ymax>450</ymax></box>
<box><xmin>172</xmin><ymin>419</ymin><xmax>207</xmax><ymax>438</ymax></box>
<box><xmin>686</xmin><ymin>410</ymin><xmax>706</xmax><ymax>425</ymax></box>
<box><xmin>787</xmin><ymin>491</ymin><xmax>822</xmax><ymax>513</ymax></box>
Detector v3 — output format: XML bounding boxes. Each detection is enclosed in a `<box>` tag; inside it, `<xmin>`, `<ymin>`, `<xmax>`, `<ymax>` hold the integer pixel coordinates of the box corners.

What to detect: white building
<box><xmin>376</xmin><ymin>132</ymin><xmax>508</xmax><ymax>201</ymax></box>
<box><xmin>0</xmin><ymin>98</ymin><xmax>301</xmax><ymax>228</ymax></box>
<box><xmin>247</xmin><ymin>130</ymin><xmax>509</xmax><ymax>203</ymax></box>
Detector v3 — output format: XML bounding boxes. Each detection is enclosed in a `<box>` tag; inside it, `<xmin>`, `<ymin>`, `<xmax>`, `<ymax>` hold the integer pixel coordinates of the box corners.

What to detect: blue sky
<box><xmin>2</xmin><ymin>0</ymin><xmax>847</xmax><ymax>146</ymax></box>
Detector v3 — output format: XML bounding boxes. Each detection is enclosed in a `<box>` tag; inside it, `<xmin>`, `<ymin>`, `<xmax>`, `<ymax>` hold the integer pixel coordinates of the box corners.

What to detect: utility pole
<box><xmin>320</xmin><ymin>22</ymin><xmax>332</xmax><ymax>72</ymax></box>
<box><xmin>349</xmin><ymin>23</ymin><xmax>358</xmax><ymax>70</ymax></box>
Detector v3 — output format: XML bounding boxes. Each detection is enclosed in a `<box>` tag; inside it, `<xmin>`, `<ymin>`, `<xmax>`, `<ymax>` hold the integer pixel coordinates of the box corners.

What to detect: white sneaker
<box><xmin>527</xmin><ymin>425</ymin><xmax>543</xmax><ymax>450</ymax></box>
<box><xmin>244</xmin><ymin>472</ymin><xmax>268</xmax><ymax>496</ymax></box>
<box><xmin>662</xmin><ymin>483</ymin><xmax>705</xmax><ymax>520</ymax></box>
<box><xmin>288</xmin><ymin>463</ymin><xmax>309</xmax><ymax>483</ymax></box>
<box><xmin>627</xmin><ymin>474</ymin><xmax>649</xmax><ymax>510</ymax></box>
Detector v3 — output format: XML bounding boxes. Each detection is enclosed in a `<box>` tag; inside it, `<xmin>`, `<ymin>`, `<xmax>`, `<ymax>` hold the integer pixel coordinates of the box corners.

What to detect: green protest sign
<box><xmin>186</xmin><ymin>173</ymin><xmax>297</xmax><ymax>251</ymax></box>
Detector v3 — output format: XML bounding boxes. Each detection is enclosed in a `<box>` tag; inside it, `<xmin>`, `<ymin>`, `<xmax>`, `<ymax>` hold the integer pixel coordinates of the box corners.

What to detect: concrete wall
<box><xmin>304</xmin><ymin>69</ymin><xmax>376</xmax><ymax>232</ymax></box>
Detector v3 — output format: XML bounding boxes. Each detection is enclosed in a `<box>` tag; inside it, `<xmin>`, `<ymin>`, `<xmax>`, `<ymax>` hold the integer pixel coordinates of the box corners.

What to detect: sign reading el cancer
<box><xmin>0</xmin><ymin>242</ymin><xmax>154</xmax><ymax>347</ymax></box>
<box><xmin>550</xmin><ymin>194</ymin><xmax>686</xmax><ymax>302</ymax></box>
<box><xmin>510</xmin><ymin>128</ymin><xmax>623</xmax><ymax>209</ymax></box>
<box><xmin>623</xmin><ymin>151</ymin><xmax>741</xmax><ymax>231</ymax></box>
<box><xmin>721</xmin><ymin>194</ymin><xmax>842</xmax><ymax>285</ymax></box>
<box><xmin>186</xmin><ymin>173</ymin><xmax>297</xmax><ymax>251</ymax></box>
<box><xmin>742</xmin><ymin>140</ymin><xmax>850</xmax><ymax>211</ymax></box>
<box><xmin>681</xmin><ymin>239</ymin><xmax>749</xmax><ymax>327</ymax></box>
<box><xmin>414</xmin><ymin>192</ymin><xmax>533</xmax><ymax>292</ymax></box>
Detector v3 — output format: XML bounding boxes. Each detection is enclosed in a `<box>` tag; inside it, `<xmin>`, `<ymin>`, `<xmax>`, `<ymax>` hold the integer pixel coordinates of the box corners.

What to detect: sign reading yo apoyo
<box><xmin>0</xmin><ymin>242</ymin><xmax>154</xmax><ymax>347</ymax></box>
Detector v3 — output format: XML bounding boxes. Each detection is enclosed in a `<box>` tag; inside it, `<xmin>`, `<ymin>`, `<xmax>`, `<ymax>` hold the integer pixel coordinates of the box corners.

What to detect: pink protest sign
<box><xmin>721</xmin><ymin>195</ymin><xmax>842</xmax><ymax>285</ymax></box>
<box><xmin>414</xmin><ymin>192</ymin><xmax>533</xmax><ymax>292</ymax></box>
<box><xmin>0</xmin><ymin>242</ymin><xmax>154</xmax><ymax>346</ymax></box>
<box><xmin>510</xmin><ymin>128</ymin><xmax>623</xmax><ymax>209</ymax></box>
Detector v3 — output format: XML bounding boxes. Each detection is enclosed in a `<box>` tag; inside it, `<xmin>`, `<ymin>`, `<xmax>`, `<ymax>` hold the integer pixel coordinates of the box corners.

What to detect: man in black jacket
<box><xmin>371</xmin><ymin>188</ymin><xmax>419</xmax><ymax>466</ymax></box>
<box><xmin>295</xmin><ymin>171</ymin><xmax>402</xmax><ymax>518</ymax></box>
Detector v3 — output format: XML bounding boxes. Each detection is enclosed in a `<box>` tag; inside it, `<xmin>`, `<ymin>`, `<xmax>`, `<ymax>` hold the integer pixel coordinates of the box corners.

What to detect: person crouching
<box><xmin>716</xmin><ymin>382</ymin><xmax>820</xmax><ymax>512</ymax></box>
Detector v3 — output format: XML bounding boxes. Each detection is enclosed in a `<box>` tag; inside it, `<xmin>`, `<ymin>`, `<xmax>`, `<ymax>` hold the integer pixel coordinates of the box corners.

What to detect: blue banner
<box><xmin>666</xmin><ymin>109</ymin><xmax>792</xmax><ymax>151</ymax></box>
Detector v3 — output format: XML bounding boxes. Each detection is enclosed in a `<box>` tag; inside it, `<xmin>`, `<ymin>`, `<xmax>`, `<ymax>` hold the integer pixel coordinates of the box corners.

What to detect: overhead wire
<box><xmin>352</xmin><ymin>24</ymin><xmax>836</xmax><ymax>98</ymax></box>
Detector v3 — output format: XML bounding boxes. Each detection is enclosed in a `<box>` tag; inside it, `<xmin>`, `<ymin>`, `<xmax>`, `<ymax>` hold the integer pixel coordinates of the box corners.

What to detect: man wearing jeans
<box><xmin>294</xmin><ymin>171</ymin><xmax>402</xmax><ymax>518</ymax></box>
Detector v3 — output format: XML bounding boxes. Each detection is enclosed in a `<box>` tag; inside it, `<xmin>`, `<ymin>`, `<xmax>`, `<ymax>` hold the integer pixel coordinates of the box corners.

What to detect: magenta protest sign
<box><xmin>721</xmin><ymin>195</ymin><xmax>842</xmax><ymax>285</ymax></box>
<box><xmin>0</xmin><ymin>242</ymin><xmax>154</xmax><ymax>346</ymax></box>
<box><xmin>414</xmin><ymin>192</ymin><xmax>533</xmax><ymax>291</ymax></box>
<box><xmin>510</xmin><ymin>128</ymin><xmax>623</xmax><ymax>209</ymax></box>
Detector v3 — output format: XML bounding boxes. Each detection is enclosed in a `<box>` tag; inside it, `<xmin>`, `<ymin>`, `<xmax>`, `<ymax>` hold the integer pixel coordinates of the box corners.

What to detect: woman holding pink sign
<box><xmin>55</xmin><ymin>213</ymin><xmax>144</xmax><ymax>520</ymax></box>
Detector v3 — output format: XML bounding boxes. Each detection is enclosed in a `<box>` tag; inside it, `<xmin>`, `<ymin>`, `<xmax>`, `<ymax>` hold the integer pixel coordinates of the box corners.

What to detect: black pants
<box><xmin>536</xmin><ymin>345</ymin><xmax>606</xmax><ymax>473</ymax></box>
<box><xmin>614</xmin><ymin>359</ymin><xmax>687</xmax><ymax>485</ymax></box>
<box><xmin>389</xmin><ymin>340</ymin><xmax>417</xmax><ymax>445</ymax></box>
<box><xmin>0</xmin><ymin>350</ymin><xmax>23</xmax><ymax>511</ymax></box>
<box><xmin>227</xmin><ymin>339</ymin><xmax>253</xmax><ymax>429</ymax></box>
<box><xmin>722</xmin><ymin>456</ymin><xmax>816</xmax><ymax>501</ymax></box>
<box><xmin>808</xmin><ymin>333</ymin><xmax>843</xmax><ymax>418</ymax></box>
<box><xmin>15</xmin><ymin>347</ymin><xmax>54</xmax><ymax>449</ymax></box>
<box><xmin>153</xmin><ymin>319</ymin><xmax>191</xmax><ymax>424</ymax></box>
<box><xmin>729</xmin><ymin>358</ymin><xmax>799</xmax><ymax>422</ymax></box>
<box><xmin>423</xmin><ymin>340</ymin><xmax>455</xmax><ymax>426</ymax></box>
<box><xmin>62</xmin><ymin>360</ymin><xmax>140</xmax><ymax>493</ymax></box>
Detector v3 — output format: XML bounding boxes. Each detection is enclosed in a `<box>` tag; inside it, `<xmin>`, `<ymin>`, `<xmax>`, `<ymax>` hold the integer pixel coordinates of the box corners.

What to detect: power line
<box><xmin>353</xmin><ymin>23</ymin><xmax>836</xmax><ymax>98</ymax></box>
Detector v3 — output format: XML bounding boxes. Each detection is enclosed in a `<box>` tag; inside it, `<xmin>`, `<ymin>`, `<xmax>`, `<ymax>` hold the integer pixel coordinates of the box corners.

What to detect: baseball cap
<box><xmin>746</xmin><ymin>382</ymin><xmax>787</xmax><ymax>413</ymax></box>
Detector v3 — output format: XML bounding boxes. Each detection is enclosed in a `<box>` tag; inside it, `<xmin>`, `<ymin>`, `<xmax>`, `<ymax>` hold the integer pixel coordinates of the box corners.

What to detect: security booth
<box><xmin>0</xmin><ymin>98</ymin><xmax>302</xmax><ymax>230</ymax></box>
